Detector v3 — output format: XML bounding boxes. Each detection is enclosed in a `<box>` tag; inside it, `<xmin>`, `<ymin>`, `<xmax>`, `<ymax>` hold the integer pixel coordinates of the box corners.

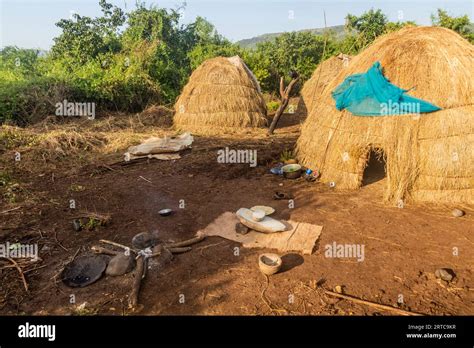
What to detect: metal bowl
<box><xmin>282</xmin><ymin>164</ymin><xmax>302</xmax><ymax>179</ymax></box>
<box><xmin>159</xmin><ymin>209</ymin><xmax>173</xmax><ymax>216</ymax></box>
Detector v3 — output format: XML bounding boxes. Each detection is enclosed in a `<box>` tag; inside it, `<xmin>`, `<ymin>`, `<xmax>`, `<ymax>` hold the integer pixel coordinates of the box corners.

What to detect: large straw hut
<box><xmin>173</xmin><ymin>56</ymin><xmax>267</xmax><ymax>133</ymax></box>
<box><xmin>299</xmin><ymin>54</ymin><xmax>352</xmax><ymax>116</ymax></box>
<box><xmin>296</xmin><ymin>26</ymin><xmax>474</xmax><ymax>204</ymax></box>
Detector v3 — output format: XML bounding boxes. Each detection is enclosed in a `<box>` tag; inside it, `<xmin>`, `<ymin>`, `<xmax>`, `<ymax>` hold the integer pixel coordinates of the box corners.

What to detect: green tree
<box><xmin>51</xmin><ymin>0</ymin><xmax>125</xmax><ymax>67</ymax></box>
<box><xmin>431</xmin><ymin>9</ymin><xmax>474</xmax><ymax>43</ymax></box>
<box><xmin>384</xmin><ymin>21</ymin><xmax>417</xmax><ymax>33</ymax></box>
<box><xmin>344</xmin><ymin>9</ymin><xmax>418</xmax><ymax>51</ymax></box>
<box><xmin>121</xmin><ymin>3</ymin><xmax>187</xmax><ymax>102</ymax></box>
<box><xmin>345</xmin><ymin>9</ymin><xmax>388</xmax><ymax>45</ymax></box>
<box><xmin>246</xmin><ymin>31</ymin><xmax>336</xmax><ymax>94</ymax></box>
<box><xmin>185</xmin><ymin>17</ymin><xmax>242</xmax><ymax>70</ymax></box>
<box><xmin>0</xmin><ymin>46</ymin><xmax>41</xmax><ymax>81</ymax></box>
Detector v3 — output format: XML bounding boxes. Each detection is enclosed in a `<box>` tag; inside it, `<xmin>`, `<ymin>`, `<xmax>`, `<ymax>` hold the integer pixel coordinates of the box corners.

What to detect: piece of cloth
<box><xmin>332</xmin><ymin>62</ymin><xmax>441</xmax><ymax>116</ymax></box>
<box><xmin>196</xmin><ymin>212</ymin><xmax>322</xmax><ymax>255</ymax></box>
<box><xmin>124</xmin><ymin>132</ymin><xmax>193</xmax><ymax>161</ymax></box>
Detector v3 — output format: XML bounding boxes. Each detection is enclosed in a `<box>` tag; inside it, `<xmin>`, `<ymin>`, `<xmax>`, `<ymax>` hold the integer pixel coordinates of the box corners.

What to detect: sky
<box><xmin>1</xmin><ymin>0</ymin><xmax>473</xmax><ymax>49</ymax></box>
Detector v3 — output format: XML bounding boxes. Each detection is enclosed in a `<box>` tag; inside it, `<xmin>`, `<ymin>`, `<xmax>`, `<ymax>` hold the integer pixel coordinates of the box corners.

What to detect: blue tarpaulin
<box><xmin>331</xmin><ymin>62</ymin><xmax>441</xmax><ymax>116</ymax></box>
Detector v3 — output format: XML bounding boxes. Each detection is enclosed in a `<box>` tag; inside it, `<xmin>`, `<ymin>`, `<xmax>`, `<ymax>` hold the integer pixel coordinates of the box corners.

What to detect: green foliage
<box><xmin>279</xmin><ymin>149</ymin><xmax>295</xmax><ymax>162</ymax></box>
<box><xmin>266</xmin><ymin>101</ymin><xmax>280</xmax><ymax>113</ymax></box>
<box><xmin>431</xmin><ymin>9</ymin><xmax>474</xmax><ymax>43</ymax></box>
<box><xmin>49</xmin><ymin>3</ymin><xmax>237</xmax><ymax>105</ymax></box>
<box><xmin>0</xmin><ymin>46</ymin><xmax>42</xmax><ymax>81</ymax></box>
<box><xmin>0</xmin><ymin>77</ymin><xmax>57</xmax><ymax>125</ymax></box>
<box><xmin>244</xmin><ymin>31</ymin><xmax>337</xmax><ymax>95</ymax></box>
<box><xmin>345</xmin><ymin>9</ymin><xmax>388</xmax><ymax>45</ymax></box>
<box><xmin>120</xmin><ymin>3</ymin><xmax>185</xmax><ymax>101</ymax></box>
<box><xmin>51</xmin><ymin>0</ymin><xmax>125</xmax><ymax>67</ymax></box>
<box><xmin>0</xmin><ymin>170</ymin><xmax>21</xmax><ymax>204</ymax></box>
<box><xmin>188</xmin><ymin>42</ymin><xmax>241</xmax><ymax>70</ymax></box>
<box><xmin>1</xmin><ymin>3</ymin><xmax>472</xmax><ymax>126</ymax></box>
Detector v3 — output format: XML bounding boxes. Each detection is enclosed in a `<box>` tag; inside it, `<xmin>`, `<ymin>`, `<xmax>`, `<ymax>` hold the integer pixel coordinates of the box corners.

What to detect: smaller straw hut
<box><xmin>174</xmin><ymin>56</ymin><xmax>267</xmax><ymax>133</ymax></box>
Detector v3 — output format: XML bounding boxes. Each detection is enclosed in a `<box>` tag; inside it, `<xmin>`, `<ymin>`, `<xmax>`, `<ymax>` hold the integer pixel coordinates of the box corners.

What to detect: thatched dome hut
<box><xmin>296</xmin><ymin>26</ymin><xmax>474</xmax><ymax>204</ymax></box>
<box><xmin>299</xmin><ymin>54</ymin><xmax>352</xmax><ymax>116</ymax></box>
<box><xmin>173</xmin><ymin>56</ymin><xmax>267</xmax><ymax>133</ymax></box>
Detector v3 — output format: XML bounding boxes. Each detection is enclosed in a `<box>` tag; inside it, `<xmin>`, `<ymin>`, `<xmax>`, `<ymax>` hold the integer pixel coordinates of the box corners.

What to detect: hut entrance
<box><xmin>362</xmin><ymin>148</ymin><xmax>386</xmax><ymax>186</ymax></box>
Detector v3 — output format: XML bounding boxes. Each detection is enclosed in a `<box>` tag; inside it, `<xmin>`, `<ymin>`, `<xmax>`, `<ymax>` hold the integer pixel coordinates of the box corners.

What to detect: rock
<box><xmin>149</xmin><ymin>244</ymin><xmax>174</xmax><ymax>270</ymax></box>
<box><xmin>435</xmin><ymin>268</ymin><xmax>455</xmax><ymax>282</ymax></box>
<box><xmin>150</xmin><ymin>230</ymin><xmax>161</xmax><ymax>242</ymax></box>
<box><xmin>72</xmin><ymin>219</ymin><xmax>82</xmax><ymax>231</ymax></box>
<box><xmin>236</xmin><ymin>208</ymin><xmax>286</xmax><ymax>233</ymax></box>
<box><xmin>106</xmin><ymin>254</ymin><xmax>135</xmax><ymax>276</ymax></box>
<box><xmin>334</xmin><ymin>285</ymin><xmax>344</xmax><ymax>294</ymax></box>
<box><xmin>235</xmin><ymin>223</ymin><xmax>249</xmax><ymax>235</ymax></box>
<box><xmin>451</xmin><ymin>208</ymin><xmax>465</xmax><ymax>217</ymax></box>
<box><xmin>132</xmin><ymin>232</ymin><xmax>156</xmax><ymax>249</ymax></box>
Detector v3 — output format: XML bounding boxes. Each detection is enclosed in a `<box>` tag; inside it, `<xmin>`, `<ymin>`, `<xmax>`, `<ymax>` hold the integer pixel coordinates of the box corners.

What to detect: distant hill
<box><xmin>236</xmin><ymin>25</ymin><xmax>346</xmax><ymax>49</ymax></box>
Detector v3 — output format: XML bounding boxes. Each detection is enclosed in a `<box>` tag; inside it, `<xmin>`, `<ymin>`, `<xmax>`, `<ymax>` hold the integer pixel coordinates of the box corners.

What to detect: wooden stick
<box><xmin>138</xmin><ymin>176</ymin><xmax>152</xmax><ymax>184</ymax></box>
<box><xmin>91</xmin><ymin>245</ymin><xmax>119</xmax><ymax>256</ymax></box>
<box><xmin>0</xmin><ymin>206</ymin><xmax>21</xmax><ymax>214</ymax></box>
<box><xmin>2</xmin><ymin>257</ymin><xmax>29</xmax><ymax>292</ymax></box>
<box><xmin>100</xmin><ymin>239</ymin><xmax>136</xmax><ymax>253</ymax></box>
<box><xmin>129</xmin><ymin>255</ymin><xmax>145</xmax><ymax>308</ymax></box>
<box><xmin>101</xmin><ymin>164</ymin><xmax>116</xmax><ymax>172</ymax></box>
<box><xmin>324</xmin><ymin>290</ymin><xmax>423</xmax><ymax>316</ymax></box>
<box><xmin>168</xmin><ymin>246</ymin><xmax>192</xmax><ymax>254</ymax></box>
<box><xmin>165</xmin><ymin>235</ymin><xmax>205</xmax><ymax>248</ymax></box>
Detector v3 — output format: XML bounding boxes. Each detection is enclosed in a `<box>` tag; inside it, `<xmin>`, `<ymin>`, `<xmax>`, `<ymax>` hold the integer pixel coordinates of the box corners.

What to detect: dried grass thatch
<box><xmin>296</xmin><ymin>26</ymin><xmax>474</xmax><ymax>205</ymax></box>
<box><xmin>173</xmin><ymin>56</ymin><xmax>267</xmax><ymax>134</ymax></box>
<box><xmin>299</xmin><ymin>54</ymin><xmax>352</xmax><ymax>116</ymax></box>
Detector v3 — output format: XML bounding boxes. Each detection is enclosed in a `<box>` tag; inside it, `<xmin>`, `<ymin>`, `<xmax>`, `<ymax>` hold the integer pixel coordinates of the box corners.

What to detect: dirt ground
<box><xmin>1</xmin><ymin>113</ymin><xmax>473</xmax><ymax>316</ymax></box>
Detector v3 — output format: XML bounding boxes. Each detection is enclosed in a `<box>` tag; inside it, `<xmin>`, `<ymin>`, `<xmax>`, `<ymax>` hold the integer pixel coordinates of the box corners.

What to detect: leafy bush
<box><xmin>431</xmin><ymin>9</ymin><xmax>474</xmax><ymax>43</ymax></box>
<box><xmin>1</xmin><ymin>3</ymin><xmax>473</xmax><ymax>125</ymax></box>
<box><xmin>266</xmin><ymin>101</ymin><xmax>280</xmax><ymax>113</ymax></box>
<box><xmin>0</xmin><ymin>78</ymin><xmax>56</xmax><ymax>125</ymax></box>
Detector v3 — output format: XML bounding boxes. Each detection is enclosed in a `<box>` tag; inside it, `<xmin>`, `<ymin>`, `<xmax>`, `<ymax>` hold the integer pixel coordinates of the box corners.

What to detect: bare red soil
<box><xmin>1</xmin><ymin>119</ymin><xmax>473</xmax><ymax>316</ymax></box>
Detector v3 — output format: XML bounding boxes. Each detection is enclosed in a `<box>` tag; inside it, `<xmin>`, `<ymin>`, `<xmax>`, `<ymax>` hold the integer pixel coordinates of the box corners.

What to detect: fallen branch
<box><xmin>122</xmin><ymin>236</ymin><xmax>204</xmax><ymax>309</ymax></box>
<box><xmin>2</xmin><ymin>257</ymin><xmax>29</xmax><ymax>292</ymax></box>
<box><xmin>54</xmin><ymin>230</ymin><xmax>69</xmax><ymax>252</ymax></box>
<box><xmin>129</xmin><ymin>255</ymin><xmax>145</xmax><ymax>308</ymax></box>
<box><xmin>138</xmin><ymin>176</ymin><xmax>153</xmax><ymax>184</ymax></box>
<box><xmin>0</xmin><ymin>206</ymin><xmax>21</xmax><ymax>214</ymax></box>
<box><xmin>91</xmin><ymin>245</ymin><xmax>120</xmax><ymax>256</ymax></box>
<box><xmin>166</xmin><ymin>235</ymin><xmax>205</xmax><ymax>248</ymax></box>
<box><xmin>324</xmin><ymin>290</ymin><xmax>424</xmax><ymax>316</ymax></box>
<box><xmin>100</xmin><ymin>164</ymin><xmax>116</xmax><ymax>172</ymax></box>
<box><xmin>99</xmin><ymin>240</ymin><xmax>137</xmax><ymax>253</ymax></box>
<box><xmin>168</xmin><ymin>246</ymin><xmax>192</xmax><ymax>254</ymax></box>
